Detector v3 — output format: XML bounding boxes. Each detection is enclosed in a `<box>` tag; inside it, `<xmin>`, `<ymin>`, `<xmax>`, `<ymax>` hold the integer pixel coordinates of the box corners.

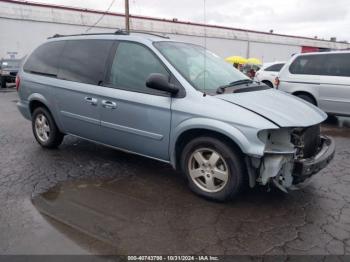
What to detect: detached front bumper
<box><xmin>292</xmin><ymin>136</ymin><xmax>335</xmax><ymax>184</ymax></box>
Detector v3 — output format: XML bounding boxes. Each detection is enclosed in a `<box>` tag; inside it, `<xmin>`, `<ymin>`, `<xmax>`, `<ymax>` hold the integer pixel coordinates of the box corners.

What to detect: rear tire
<box><xmin>296</xmin><ymin>94</ymin><xmax>316</xmax><ymax>105</ymax></box>
<box><xmin>32</xmin><ymin>107</ymin><xmax>64</xmax><ymax>148</ymax></box>
<box><xmin>180</xmin><ymin>136</ymin><xmax>245</xmax><ymax>202</ymax></box>
<box><xmin>1</xmin><ymin>76</ymin><xmax>6</xmax><ymax>88</ymax></box>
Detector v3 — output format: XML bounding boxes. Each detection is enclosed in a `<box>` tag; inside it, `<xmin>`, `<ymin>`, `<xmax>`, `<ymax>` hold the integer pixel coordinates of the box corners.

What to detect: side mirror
<box><xmin>146</xmin><ymin>73</ymin><xmax>179</xmax><ymax>95</ymax></box>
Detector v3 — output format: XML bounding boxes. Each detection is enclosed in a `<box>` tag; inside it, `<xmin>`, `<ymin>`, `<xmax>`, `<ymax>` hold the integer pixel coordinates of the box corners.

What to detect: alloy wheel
<box><xmin>188</xmin><ymin>148</ymin><xmax>229</xmax><ymax>193</ymax></box>
<box><xmin>35</xmin><ymin>114</ymin><xmax>50</xmax><ymax>143</ymax></box>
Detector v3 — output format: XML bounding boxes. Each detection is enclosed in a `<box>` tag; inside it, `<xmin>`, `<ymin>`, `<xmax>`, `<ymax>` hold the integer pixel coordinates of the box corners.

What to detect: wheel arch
<box><xmin>174</xmin><ymin>129</ymin><xmax>245</xmax><ymax>170</ymax></box>
<box><xmin>292</xmin><ymin>91</ymin><xmax>318</xmax><ymax>106</ymax></box>
<box><xmin>28</xmin><ymin>93</ymin><xmax>64</xmax><ymax>132</ymax></box>
<box><xmin>170</xmin><ymin>118</ymin><xmax>264</xmax><ymax>170</ymax></box>
<box><xmin>28</xmin><ymin>93</ymin><xmax>50</xmax><ymax>114</ymax></box>
<box><xmin>261</xmin><ymin>80</ymin><xmax>273</xmax><ymax>88</ymax></box>
<box><xmin>29</xmin><ymin>100</ymin><xmax>50</xmax><ymax>115</ymax></box>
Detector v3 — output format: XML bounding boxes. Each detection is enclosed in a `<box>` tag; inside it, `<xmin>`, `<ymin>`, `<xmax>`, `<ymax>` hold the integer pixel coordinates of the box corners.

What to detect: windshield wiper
<box><xmin>216</xmin><ymin>79</ymin><xmax>253</xmax><ymax>94</ymax></box>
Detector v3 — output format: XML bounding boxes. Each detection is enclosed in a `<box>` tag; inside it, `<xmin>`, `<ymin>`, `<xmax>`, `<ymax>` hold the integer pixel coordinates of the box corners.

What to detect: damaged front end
<box><xmin>247</xmin><ymin>125</ymin><xmax>335</xmax><ymax>192</ymax></box>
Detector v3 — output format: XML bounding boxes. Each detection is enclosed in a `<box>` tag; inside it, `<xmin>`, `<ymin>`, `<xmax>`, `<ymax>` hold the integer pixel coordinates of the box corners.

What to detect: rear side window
<box><xmin>23</xmin><ymin>41</ymin><xmax>65</xmax><ymax>76</ymax></box>
<box><xmin>290</xmin><ymin>53</ymin><xmax>350</xmax><ymax>77</ymax></box>
<box><xmin>58</xmin><ymin>40</ymin><xmax>114</xmax><ymax>85</ymax></box>
<box><xmin>107</xmin><ymin>41</ymin><xmax>170</xmax><ymax>94</ymax></box>
<box><xmin>289</xmin><ymin>55</ymin><xmax>324</xmax><ymax>75</ymax></box>
<box><xmin>324</xmin><ymin>53</ymin><xmax>350</xmax><ymax>77</ymax></box>
<box><xmin>264</xmin><ymin>63</ymin><xmax>285</xmax><ymax>72</ymax></box>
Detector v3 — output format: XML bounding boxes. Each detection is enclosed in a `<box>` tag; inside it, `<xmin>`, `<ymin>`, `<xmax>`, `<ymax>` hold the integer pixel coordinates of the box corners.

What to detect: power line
<box><xmin>85</xmin><ymin>0</ymin><xmax>117</xmax><ymax>32</ymax></box>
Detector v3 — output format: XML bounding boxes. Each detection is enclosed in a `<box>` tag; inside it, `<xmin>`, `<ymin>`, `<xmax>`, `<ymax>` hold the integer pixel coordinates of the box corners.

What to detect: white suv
<box><xmin>255</xmin><ymin>61</ymin><xmax>285</xmax><ymax>88</ymax></box>
<box><xmin>277</xmin><ymin>51</ymin><xmax>350</xmax><ymax>116</ymax></box>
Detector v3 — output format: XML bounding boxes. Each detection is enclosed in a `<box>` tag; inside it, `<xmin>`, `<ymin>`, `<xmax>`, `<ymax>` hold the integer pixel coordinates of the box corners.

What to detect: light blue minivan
<box><xmin>17</xmin><ymin>32</ymin><xmax>335</xmax><ymax>201</ymax></box>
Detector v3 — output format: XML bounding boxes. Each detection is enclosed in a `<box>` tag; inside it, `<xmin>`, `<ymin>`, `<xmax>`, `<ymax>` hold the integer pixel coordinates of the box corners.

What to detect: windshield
<box><xmin>154</xmin><ymin>41</ymin><xmax>248</xmax><ymax>92</ymax></box>
<box><xmin>1</xmin><ymin>60</ymin><xmax>20</xmax><ymax>69</ymax></box>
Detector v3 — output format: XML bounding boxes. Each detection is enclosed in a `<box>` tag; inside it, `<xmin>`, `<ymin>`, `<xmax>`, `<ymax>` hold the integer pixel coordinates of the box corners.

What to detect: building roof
<box><xmin>1</xmin><ymin>0</ymin><xmax>349</xmax><ymax>49</ymax></box>
<box><xmin>0</xmin><ymin>0</ymin><xmax>343</xmax><ymax>43</ymax></box>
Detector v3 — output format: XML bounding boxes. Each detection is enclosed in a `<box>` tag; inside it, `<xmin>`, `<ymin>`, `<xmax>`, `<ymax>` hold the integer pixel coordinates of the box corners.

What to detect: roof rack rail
<box><xmin>48</xmin><ymin>32</ymin><xmax>116</xmax><ymax>39</ymax></box>
<box><xmin>114</xmin><ymin>29</ymin><xmax>129</xmax><ymax>35</ymax></box>
<box><xmin>48</xmin><ymin>29</ymin><xmax>169</xmax><ymax>39</ymax></box>
<box><xmin>116</xmin><ymin>29</ymin><xmax>170</xmax><ymax>39</ymax></box>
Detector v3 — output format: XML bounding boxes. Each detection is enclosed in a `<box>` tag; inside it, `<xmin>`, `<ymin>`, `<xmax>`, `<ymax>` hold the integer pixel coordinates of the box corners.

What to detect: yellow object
<box><xmin>225</xmin><ymin>56</ymin><xmax>247</xmax><ymax>65</ymax></box>
<box><xmin>247</xmin><ymin>58</ymin><xmax>262</xmax><ymax>65</ymax></box>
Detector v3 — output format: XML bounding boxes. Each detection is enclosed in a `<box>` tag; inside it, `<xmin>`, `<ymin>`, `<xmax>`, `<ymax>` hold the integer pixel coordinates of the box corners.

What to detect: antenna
<box><xmin>203</xmin><ymin>0</ymin><xmax>207</xmax><ymax>96</ymax></box>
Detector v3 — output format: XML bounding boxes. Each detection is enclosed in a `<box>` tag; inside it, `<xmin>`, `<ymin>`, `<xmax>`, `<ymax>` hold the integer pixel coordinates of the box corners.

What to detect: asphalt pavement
<box><xmin>0</xmin><ymin>89</ymin><xmax>349</xmax><ymax>255</ymax></box>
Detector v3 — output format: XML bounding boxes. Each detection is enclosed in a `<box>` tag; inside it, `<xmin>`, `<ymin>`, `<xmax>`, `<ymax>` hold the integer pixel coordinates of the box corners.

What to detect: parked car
<box><xmin>240</xmin><ymin>64</ymin><xmax>261</xmax><ymax>79</ymax></box>
<box><xmin>17</xmin><ymin>33</ymin><xmax>335</xmax><ymax>201</ymax></box>
<box><xmin>254</xmin><ymin>61</ymin><xmax>285</xmax><ymax>88</ymax></box>
<box><xmin>276</xmin><ymin>51</ymin><xmax>350</xmax><ymax>116</ymax></box>
<box><xmin>0</xmin><ymin>59</ymin><xmax>21</xmax><ymax>88</ymax></box>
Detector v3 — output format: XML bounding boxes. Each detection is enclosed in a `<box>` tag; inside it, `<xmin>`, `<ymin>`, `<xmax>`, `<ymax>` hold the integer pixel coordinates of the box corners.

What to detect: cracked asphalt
<box><xmin>0</xmin><ymin>90</ymin><xmax>350</xmax><ymax>255</ymax></box>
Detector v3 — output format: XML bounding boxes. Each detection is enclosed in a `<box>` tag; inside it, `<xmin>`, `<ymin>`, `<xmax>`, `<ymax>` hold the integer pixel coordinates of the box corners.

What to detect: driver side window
<box><xmin>108</xmin><ymin>41</ymin><xmax>170</xmax><ymax>95</ymax></box>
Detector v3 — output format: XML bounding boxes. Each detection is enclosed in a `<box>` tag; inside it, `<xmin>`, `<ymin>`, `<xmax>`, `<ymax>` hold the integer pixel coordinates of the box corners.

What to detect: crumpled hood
<box><xmin>218</xmin><ymin>89</ymin><xmax>327</xmax><ymax>127</ymax></box>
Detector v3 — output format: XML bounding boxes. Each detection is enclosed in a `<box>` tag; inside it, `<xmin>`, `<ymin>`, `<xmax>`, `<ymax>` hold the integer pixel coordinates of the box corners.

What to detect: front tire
<box><xmin>32</xmin><ymin>107</ymin><xmax>64</xmax><ymax>148</ymax></box>
<box><xmin>1</xmin><ymin>76</ymin><xmax>6</xmax><ymax>88</ymax></box>
<box><xmin>181</xmin><ymin>136</ymin><xmax>245</xmax><ymax>201</ymax></box>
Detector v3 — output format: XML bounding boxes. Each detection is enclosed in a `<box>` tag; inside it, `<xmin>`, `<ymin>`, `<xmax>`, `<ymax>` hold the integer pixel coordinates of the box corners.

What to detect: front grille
<box><xmin>292</xmin><ymin>124</ymin><xmax>321</xmax><ymax>159</ymax></box>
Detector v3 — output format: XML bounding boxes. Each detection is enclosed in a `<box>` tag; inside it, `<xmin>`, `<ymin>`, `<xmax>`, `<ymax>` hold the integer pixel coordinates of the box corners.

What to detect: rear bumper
<box><xmin>17</xmin><ymin>100</ymin><xmax>31</xmax><ymax>120</ymax></box>
<box><xmin>292</xmin><ymin>136</ymin><xmax>335</xmax><ymax>184</ymax></box>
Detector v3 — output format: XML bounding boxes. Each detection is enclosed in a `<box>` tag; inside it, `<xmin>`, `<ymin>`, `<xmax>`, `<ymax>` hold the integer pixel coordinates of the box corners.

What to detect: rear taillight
<box><xmin>274</xmin><ymin>77</ymin><xmax>280</xmax><ymax>89</ymax></box>
<box><xmin>15</xmin><ymin>75</ymin><xmax>20</xmax><ymax>91</ymax></box>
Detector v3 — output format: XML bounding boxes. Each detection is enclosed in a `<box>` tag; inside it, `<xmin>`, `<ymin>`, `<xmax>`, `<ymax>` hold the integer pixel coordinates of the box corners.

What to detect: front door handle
<box><xmin>102</xmin><ymin>100</ymin><xmax>117</xmax><ymax>109</ymax></box>
<box><xmin>84</xmin><ymin>97</ymin><xmax>98</xmax><ymax>106</ymax></box>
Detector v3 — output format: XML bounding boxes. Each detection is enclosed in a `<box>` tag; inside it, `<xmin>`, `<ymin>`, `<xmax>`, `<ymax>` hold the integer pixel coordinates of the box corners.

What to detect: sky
<box><xmin>28</xmin><ymin>0</ymin><xmax>350</xmax><ymax>41</ymax></box>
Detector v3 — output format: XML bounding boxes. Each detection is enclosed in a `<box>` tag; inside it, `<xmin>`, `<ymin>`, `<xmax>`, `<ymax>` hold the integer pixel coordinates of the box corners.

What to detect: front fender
<box><xmin>169</xmin><ymin>117</ymin><xmax>267</xmax><ymax>168</ymax></box>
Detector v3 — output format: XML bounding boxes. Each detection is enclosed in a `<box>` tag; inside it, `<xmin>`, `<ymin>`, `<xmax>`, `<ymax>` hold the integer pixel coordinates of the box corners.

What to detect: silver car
<box><xmin>277</xmin><ymin>51</ymin><xmax>350</xmax><ymax>116</ymax></box>
<box><xmin>17</xmin><ymin>32</ymin><xmax>335</xmax><ymax>201</ymax></box>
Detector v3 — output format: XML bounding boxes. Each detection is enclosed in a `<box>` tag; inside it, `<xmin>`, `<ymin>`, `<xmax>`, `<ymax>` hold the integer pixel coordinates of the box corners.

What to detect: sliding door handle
<box><xmin>84</xmin><ymin>97</ymin><xmax>98</xmax><ymax>106</ymax></box>
<box><xmin>102</xmin><ymin>100</ymin><xmax>117</xmax><ymax>109</ymax></box>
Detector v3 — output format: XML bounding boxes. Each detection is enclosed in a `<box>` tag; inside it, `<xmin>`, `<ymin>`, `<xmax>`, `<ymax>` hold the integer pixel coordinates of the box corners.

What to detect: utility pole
<box><xmin>125</xmin><ymin>0</ymin><xmax>130</xmax><ymax>33</ymax></box>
